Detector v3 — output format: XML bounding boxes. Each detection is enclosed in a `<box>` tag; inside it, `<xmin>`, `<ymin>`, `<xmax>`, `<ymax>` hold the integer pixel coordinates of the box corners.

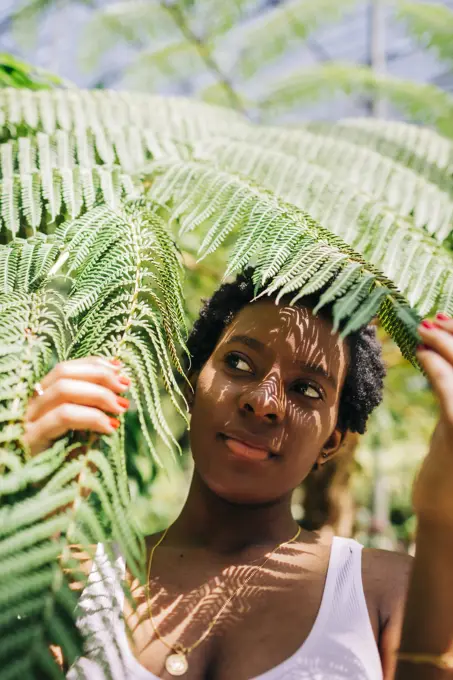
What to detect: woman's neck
<box><xmin>167</xmin><ymin>471</ymin><xmax>301</xmax><ymax>555</ymax></box>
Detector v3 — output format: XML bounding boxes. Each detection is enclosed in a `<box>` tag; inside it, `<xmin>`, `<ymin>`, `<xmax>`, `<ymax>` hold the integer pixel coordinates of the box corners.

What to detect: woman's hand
<box><xmin>22</xmin><ymin>356</ymin><xmax>131</xmax><ymax>457</ymax></box>
<box><xmin>411</xmin><ymin>313</ymin><xmax>453</xmax><ymax>528</ymax></box>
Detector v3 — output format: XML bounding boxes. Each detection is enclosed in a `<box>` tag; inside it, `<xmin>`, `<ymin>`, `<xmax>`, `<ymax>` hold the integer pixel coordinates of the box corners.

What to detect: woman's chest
<box><xmin>125</xmin><ymin>576</ymin><xmax>326</xmax><ymax>679</ymax></box>
<box><xmin>122</xmin><ymin>544</ymin><xmax>380</xmax><ymax>680</ymax></box>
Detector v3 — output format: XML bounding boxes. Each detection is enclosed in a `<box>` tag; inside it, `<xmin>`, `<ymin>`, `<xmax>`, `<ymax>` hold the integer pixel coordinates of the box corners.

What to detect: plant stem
<box><xmin>161</xmin><ymin>0</ymin><xmax>247</xmax><ymax>116</ymax></box>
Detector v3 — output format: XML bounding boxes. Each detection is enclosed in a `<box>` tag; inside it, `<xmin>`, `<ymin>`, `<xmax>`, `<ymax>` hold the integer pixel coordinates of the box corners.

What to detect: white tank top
<box><xmin>66</xmin><ymin>537</ymin><xmax>383</xmax><ymax>680</ymax></box>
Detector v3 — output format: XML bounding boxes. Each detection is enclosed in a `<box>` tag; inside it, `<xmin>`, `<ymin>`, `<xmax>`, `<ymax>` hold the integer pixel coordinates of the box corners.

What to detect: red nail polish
<box><xmin>116</xmin><ymin>396</ymin><xmax>129</xmax><ymax>409</ymax></box>
<box><xmin>421</xmin><ymin>320</ymin><xmax>435</xmax><ymax>329</ymax></box>
<box><xmin>119</xmin><ymin>376</ymin><xmax>130</xmax><ymax>386</ymax></box>
<box><xmin>110</xmin><ymin>359</ymin><xmax>122</xmax><ymax>366</ymax></box>
<box><xmin>417</xmin><ymin>344</ymin><xmax>431</xmax><ymax>351</ymax></box>
<box><xmin>108</xmin><ymin>417</ymin><xmax>120</xmax><ymax>429</ymax></box>
<box><xmin>436</xmin><ymin>312</ymin><xmax>450</xmax><ymax>321</ymax></box>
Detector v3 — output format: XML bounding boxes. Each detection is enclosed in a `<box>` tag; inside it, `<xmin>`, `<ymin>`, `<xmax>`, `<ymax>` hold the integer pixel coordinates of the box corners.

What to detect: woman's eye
<box><xmin>225</xmin><ymin>353</ymin><xmax>252</xmax><ymax>373</ymax></box>
<box><xmin>293</xmin><ymin>382</ymin><xmax>323</xmax><ymax>400</ymax></box>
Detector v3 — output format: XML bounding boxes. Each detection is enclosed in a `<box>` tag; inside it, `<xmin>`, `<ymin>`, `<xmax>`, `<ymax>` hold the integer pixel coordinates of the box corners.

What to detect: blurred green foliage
<box><xmin>9</xmin><ymin>0</ymin><xmax>453</xmax><ymax>139</ymax></box>
<box><xmin>0</xmin><ymin>52</ymin><xmax>65</xmax><ymax>89</ymax></box>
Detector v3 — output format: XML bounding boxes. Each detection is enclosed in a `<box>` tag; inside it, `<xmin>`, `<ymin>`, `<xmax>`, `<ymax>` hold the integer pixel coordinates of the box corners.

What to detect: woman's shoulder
<box><xmin>362</xmin><ymin>545</ymin><xmax>413</xmax><ymax>628</ymax></box>
<box><xmin>362</xmin><ymin>546</ymin><xmax>413</xmax><ymax>588</ymax></box>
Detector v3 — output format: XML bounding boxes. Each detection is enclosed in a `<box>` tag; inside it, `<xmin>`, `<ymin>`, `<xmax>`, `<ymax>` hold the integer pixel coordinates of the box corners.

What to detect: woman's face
<box><xmin>188</xmin><ymin>298</ymin><xmax>350</xmax><ymax>505</ymax></box>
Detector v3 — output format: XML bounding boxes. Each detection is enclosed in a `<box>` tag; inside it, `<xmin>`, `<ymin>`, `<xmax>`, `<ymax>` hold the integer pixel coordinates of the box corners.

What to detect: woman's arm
<box><xmin>395</xmin><ymin>523</ymin><xmax>453</xmax><ymax>680</ymax></box>
<box><xmin>373</xmin><ymin>550</ymin><xmax>411</xmax><ymax>680</ymax></box>
<box><xmin>394</xmin><ymin>316</ymin><xmax>453</xmax><ymax>679</ymax></box>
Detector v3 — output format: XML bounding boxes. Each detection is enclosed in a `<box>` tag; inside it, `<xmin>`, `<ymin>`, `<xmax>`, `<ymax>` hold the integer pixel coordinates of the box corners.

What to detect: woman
<box><xmin>23</xmin><ymin>269</ymin><xmax>453</xmax><ymax>680</ymax></box>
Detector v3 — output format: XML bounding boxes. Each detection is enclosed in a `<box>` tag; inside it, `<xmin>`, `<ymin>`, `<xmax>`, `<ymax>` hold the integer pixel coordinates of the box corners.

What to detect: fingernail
<box><xmin>116</xmin><ymin>396</ymin><xmax>129</xmax><ymax>409</ymax></box>
<box><xmin>436</xmin><ymin>312</ymin><xmax>450</xmax><ymax>321</ymax></box>
<box><xmin>118</xmin><ymin>376</ymin><xmax>130</xmax><ymax>386</ymax></box>
<box><xmin>109</xmin><ymin>417</ymin><xmax>120</xmax><ymax>429</ymax></box>
<box><xmin>417</xmin><ymin>344</ymin><xmax>431</xmax><ymax>351</ymax></box>
<box><xmin>110</xmin><ymin>359</ymin><xmax>122</xmax><ymax>366</ymax></box>
<box><xmin>421</xmin><ymin>320</ymin><xmax>435</xmax><ymax>329</ymax></box>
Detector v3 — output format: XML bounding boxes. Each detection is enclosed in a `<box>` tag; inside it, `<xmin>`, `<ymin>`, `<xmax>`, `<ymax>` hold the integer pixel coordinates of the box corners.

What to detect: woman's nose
<box><xmin>239</xmin><ymin>378</ymin><xmax>286</xmax><ymax>424</ymax></box>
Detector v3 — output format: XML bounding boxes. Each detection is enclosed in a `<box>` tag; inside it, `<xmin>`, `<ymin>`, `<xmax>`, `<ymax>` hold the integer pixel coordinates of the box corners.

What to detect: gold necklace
<box><xmin>146</xmin><ymin>524</ymin><xmax>302</xmax><ymax>677</ymax></box>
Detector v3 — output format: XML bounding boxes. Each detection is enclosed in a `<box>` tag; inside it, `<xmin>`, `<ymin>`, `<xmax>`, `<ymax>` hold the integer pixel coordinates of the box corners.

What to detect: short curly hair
<box><xmin>185</xmin><ymin>268</ymin><xmax>386</xmax><ymax>435</ymax></box>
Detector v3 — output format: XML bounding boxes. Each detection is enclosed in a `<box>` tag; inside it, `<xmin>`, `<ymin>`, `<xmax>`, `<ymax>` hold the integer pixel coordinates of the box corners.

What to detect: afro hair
<box><xmin>185</xmin><ymin>268</ymin><xmax>386</xmax><ymax>435</ymax></box>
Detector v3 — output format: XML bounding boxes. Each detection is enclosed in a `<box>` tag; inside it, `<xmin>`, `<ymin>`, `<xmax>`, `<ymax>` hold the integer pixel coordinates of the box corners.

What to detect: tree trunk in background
<box><xmin>300</xmin><ymin>432</ymin><xmax>360</xmax><ymax>537</ymax></box>
<box><xmin>369</xmin><ymin>0</ymin><xmax>387</xmax><ymax>118</ymax></box>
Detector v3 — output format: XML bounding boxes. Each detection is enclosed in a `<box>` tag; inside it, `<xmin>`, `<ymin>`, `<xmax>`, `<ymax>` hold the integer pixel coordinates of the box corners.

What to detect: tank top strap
<box><xmin>311</xmin><ymin>536</ymin><xmax>380</xmax><ymax>668</ymax></box>
<box><xmin>325</xmin><ymin>537</ymin><xmax>368</xmax><ymax>622</ymax></box>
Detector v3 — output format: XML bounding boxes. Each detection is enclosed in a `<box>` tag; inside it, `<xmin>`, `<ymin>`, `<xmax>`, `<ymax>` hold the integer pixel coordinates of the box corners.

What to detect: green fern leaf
<box><xmin>339</xmin><ymin>285</ymin><xmax>391</xmax><ymax>337</ymax></box>
<box><xmin>233</xmin><ymin>0</ymin><xmax>358</xmax><ymax>79</ymax></box>
<box><xmin>303</xmin><ymin>119</ymin><xmax>453</xmax><ymax>197</ymax></box>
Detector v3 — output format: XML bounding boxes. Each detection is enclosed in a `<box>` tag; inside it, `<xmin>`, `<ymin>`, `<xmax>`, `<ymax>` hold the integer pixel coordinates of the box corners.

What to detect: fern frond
<box><xmin>0</xmin><ymin>245</ymin><xmax>18</xmax><ymax>293</ymax></box>
<box><xmin>82</xmin><ymin>0</ymin><xmax>258</xmax><ymax>79</ymax></box>
<box><xmin>0</xmin><ymin>445</ymin><xmax>137</xmax><ymax>679</ymax></box>
<box><xmin>229</xmin><ymin>0</ymin><xmax>357</xmax><ymax>79</ymax></box>
<box><xmin>80</xmin><ymin>1</ymin><xmax>180</xmax><ymax>71</ymax></box>
<box><xmin>192</xmin><ymin>136</ymin><xmax>453</xmax><ymax>316</ymax></box>
<box><xmin>147</xmin><ymin>158</ymin><xmax>422</xmax><ymax>364</ymax></box>
<box><xmin>396</xmin><ymin>1</ymin><xmax>453</xmax><ymax>68</ymax></box>
<box><xmin>124</xmin><ymin>40</ymin><xmax>205</xmax><ymax>90</ymax></box>
<box><xmin>0</xmin><ymin>284</ymin><xmax>69</xmax><ymax>455</ymax></box>
<box><xmin>2</xmin><ymin>86</ymin><xmax>452</xmax><ymax>678</ymax></box>
<box><xmin>0</xmin><ymin>52</ymin><xmax>63</xmax><ymax>91</ymax></box>
<box><xmin>0</xmin><ymin>132</ymin><xmax>142</xmax><ymax>238</ymax></box>
<box><xmin>0</xmin><ymin>281</ymin><xmax>90</xmax><ymax>677</ymax></box>
<box><xmin>259</xmin><ymin>62</ymin><xmax>453</xmax><ymax>140</ymax></box>
<box><xmin>195</xmin><ymin>0</ymin><xmax>259</xmax><ymax>37</ymax></box>
<box><xmin>302</xmin><ymin>118</ymin><xmax>453</xmax><ymax>198</ymax></box>
<box><xmin>206</xmin><ymin>127</ymin><xmax>453</xmax><ymax>241</ymax></box>
<box><xmin>54</xmin><ymin>201</ymin><xmax>189</xmax><ymax>464</ymax></box>
<box><xmin>0</xmin><ymin>88</ymin><xmax>244</xmax><ymax>141</ymax></box>
<box><xmin>0</xmin><ymin>224</ymin><xmax>165</xmax><ymax>671</ymax></box>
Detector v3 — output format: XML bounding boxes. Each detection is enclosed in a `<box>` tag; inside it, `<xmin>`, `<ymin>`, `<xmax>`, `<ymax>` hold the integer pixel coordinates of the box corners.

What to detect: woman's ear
<box><xmin>315</xmin><ymin>427</ymin><xmax>348</xmax><ymax>468</ymax></box>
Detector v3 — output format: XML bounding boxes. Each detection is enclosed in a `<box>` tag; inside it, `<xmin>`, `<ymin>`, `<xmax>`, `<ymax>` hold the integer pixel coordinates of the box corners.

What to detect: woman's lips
<box><xmin>224</xmin><ymin>437</ymin><xmax>270</xmax><ymax>462</ymax></box>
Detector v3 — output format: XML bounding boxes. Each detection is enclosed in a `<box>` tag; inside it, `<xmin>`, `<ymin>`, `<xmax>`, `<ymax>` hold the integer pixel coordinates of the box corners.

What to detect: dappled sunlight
<box><xmin>186</xmin><ymin>297</ymin><xmax>352</xmax><ymax>507</ymax></box>
<box><xmin>67</xmin><ymin>534</ymin><xmax>383</xmax><ymax>680</ymax></box>
<box><xmin>69</xmin><ymin>288</ymin><xmax>370</xmax><ymax>680</ymax></box>
<box><xmin>122</xmin><ymin>540</ymin><xmax>318</xmax><ymax>673</ymax></box>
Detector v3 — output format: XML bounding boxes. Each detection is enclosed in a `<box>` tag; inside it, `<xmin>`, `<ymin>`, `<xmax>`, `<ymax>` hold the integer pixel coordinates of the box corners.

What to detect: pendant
<box><xmin>165</xmin><ymin>652</ymin><xmax>188</xmax><ymax>676</ymax></box>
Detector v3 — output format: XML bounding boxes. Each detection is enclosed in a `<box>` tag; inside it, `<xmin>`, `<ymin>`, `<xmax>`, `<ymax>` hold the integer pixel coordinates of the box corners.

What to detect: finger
<box><xmin>39</xmin><ymin>356</ymin><xmax>123</xmax><ymax>392</ymax></box>
<box><xmin>24</xmin><ymin>403</ymin><xmax>120</xmax><ymax>456</ymax></box>
<box><xmin>26</xmin><ymin>377</ymin><xmax>130</xmax><ymax>423</ymax></box>
<box><xmin>432</xmin><ymin>313</ymin><xmax>453</xmax><ymax>334</ymax></box>
<box><xmin>418</xmin><ymin>321</ymin><xmax>453</xmax><ymax>365</ymax></box>
<box><xmin>416</xmin><ymin>346</ymin><xmax>453</xmax><ymax>421</ymax></box>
